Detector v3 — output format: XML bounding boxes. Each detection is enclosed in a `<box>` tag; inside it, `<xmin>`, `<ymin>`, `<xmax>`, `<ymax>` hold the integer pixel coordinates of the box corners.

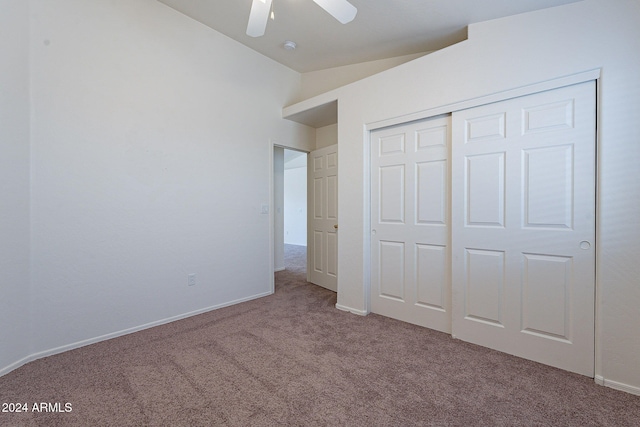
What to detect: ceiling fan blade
<box><xmin>246</xmin><ymin>0</ymin><xmax>273</xmax><ymax>37</ymax></box>
<box><xmin>312</xmin><ymin>0</ymin><xmax>357</xmax><ymax>24</ymax></box>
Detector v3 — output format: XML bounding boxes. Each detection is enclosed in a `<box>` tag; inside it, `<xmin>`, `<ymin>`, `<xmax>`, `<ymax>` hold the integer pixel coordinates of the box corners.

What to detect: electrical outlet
<box><xmin>188</xmin><ymin>273</ymin><xmax>196</xmax><ymax>286</ymax></box>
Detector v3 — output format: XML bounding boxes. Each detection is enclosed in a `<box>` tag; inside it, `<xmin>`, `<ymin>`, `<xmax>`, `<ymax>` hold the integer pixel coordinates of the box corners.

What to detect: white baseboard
<box><xmin>0</xmin><ymin>291</ymin><xmax>273</xmax><ymax>378</ymax></box>
<box><xmin>335</xmin><ymin>303</ymin><xmax>368</xmax><ymax>316</ymax></box>
<box><xmin>0</xmin><ymin>355</ymin><xmax>34</xmax><ymax>379</ymax></box>
<box><xmin>274</xmin><ymin>267</ymin><xmax>285</xmax><ymax>272</ymax></box>
<box><xmin>595</xmin><ymin>375</ymin><xmax>640</xmax><ymax>396</ymax></box>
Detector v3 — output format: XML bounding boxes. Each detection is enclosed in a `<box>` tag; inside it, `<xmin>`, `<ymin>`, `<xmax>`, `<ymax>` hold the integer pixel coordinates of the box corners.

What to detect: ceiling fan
<box><xmin>246</xmin><ymin>0</ymin><xmax>357</xmax><ymax>37</ymax></box>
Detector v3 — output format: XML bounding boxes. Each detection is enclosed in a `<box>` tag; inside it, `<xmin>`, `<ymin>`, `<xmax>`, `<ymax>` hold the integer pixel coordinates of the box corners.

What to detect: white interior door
<box><xmin>307</xmin><ymin>144</ymin><xmax>338</xmax><ymax>292</ymax></box>
<box><xmin>451</xmin><ymin>81</ymin><xmax>596</xmax><ymax>376</ymax></box>
<box><xmin>370</xmin><ymin>116</ymin><xmax>451</xmax><ymax>332</ymax></box>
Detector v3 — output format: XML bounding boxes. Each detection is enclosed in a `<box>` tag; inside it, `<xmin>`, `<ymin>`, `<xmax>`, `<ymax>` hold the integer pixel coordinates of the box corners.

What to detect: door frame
<box><xmin>363</xmin><ymin>68</ymin><xmax>602</xmax><ymax>375</ymax></box>
<box><xmin>269</xmin><ymin>140</ymin><xmax>310</xmax><ymax>293</ymax></box>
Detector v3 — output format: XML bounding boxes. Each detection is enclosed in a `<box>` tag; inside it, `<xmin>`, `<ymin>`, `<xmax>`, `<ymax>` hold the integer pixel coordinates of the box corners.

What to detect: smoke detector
<box><xmin>283</xmin><ymin>40</ymin><xmax>297</xmax><ymax>51</ymax></box>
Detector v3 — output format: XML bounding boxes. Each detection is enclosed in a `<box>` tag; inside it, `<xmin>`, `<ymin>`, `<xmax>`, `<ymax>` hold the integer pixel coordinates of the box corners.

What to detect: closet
<box><xmin>370</xmin><ymin>81</ymin><xmax>596</xmax><ymax>376</ymax></box>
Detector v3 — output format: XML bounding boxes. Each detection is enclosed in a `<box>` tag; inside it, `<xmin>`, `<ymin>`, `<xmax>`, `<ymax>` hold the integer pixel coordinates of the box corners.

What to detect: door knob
<box><xmin>580</xmin><ymin>241</ymin><xmax>591</xmax><ymax>250</ymax></box>
<box><xmin>334</xmin><ymin>224</ymin><xmax>338</xmax><ymax>229</ymax></box>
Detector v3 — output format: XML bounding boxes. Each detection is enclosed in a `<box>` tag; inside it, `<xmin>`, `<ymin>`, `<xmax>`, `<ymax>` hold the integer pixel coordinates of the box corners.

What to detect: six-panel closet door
<box><xmin>370</xmin><ymin>116</ymin><xmax>452</xmax><ymax>333</ymax></box>
<box><xmin>450</xmin><ymin>81</ymin><xmax>596</xmax><ymax>376</ymax></box>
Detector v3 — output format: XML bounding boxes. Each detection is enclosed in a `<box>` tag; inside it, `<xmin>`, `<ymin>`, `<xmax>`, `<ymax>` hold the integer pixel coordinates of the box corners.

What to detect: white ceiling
<box><xmin>157</xmin><ymin>0</ymin><xmax>582</xmax><ymax>73</ymax></box>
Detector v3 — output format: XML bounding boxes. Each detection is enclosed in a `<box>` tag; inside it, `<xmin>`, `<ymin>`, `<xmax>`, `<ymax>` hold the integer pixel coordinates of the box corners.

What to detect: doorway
<box><xmin>284</xmin><ymin>148</ymin><xmax>308</xmax><ymax>275</ymax></box>
<box><xmin>274</xmin><ymin>146</ymin><xmax>308</xmax><ymax>275</ymax></box>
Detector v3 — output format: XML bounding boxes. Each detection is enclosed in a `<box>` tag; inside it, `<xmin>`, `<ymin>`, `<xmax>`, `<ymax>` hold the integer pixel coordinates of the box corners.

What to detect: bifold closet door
<box><xmin>451</xmin><ymin>81</ymin><xmax>596</xmax><ymax>376</ymax></box>
<box><xmin>370</xmin><ymin>116</ymin><xmax>451</xmax><ymax>333</ymax></box>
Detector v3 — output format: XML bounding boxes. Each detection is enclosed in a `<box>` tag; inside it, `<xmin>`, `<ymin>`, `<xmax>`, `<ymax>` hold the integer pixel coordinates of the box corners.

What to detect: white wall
<box><xmin>274</xmin><ymin>147</ymin><xmax>285</xmax><ymax>270</ymax></box>
<box><xmin>21</xmin><ymin>0</ymin><xmax>314</xmax><ymax>360</ymax></box>
<box><xmin>316</xmin><ymin>124</ymin><xmax>338</xmax><ymax>150</ymax></box>
<box><xmin>284</xmin><ymin>166</ymin><xmax>307</xmax><ymax>246</ymax></box>
<box><xmin>331</xmin><ymin>0</ymin><xmax>640</xmax><ymax>392</ymax></box>
<box><xmin>299</xmin><ymin>52</ymin><xmax>428</xmax><ymax>102</ymax></box>
<box><xmin>0</xmin><ymin>0</ymin><xmax>31</xmax><ymax>372</ymax></box>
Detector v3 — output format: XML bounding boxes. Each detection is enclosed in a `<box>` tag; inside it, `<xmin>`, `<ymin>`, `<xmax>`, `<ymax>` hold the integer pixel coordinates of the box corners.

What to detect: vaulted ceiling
<box><xmin>157</xmin><ymin>0</ymin><xmax>582</xmax><ymax>73</ymax></box>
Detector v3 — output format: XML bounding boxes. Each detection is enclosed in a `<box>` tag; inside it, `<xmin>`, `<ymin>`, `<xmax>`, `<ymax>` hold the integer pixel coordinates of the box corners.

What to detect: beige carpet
<box><xmin>1</xmin><ymin>244</ymin><xmax>639</xmax><ymax>426</ymax></box>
